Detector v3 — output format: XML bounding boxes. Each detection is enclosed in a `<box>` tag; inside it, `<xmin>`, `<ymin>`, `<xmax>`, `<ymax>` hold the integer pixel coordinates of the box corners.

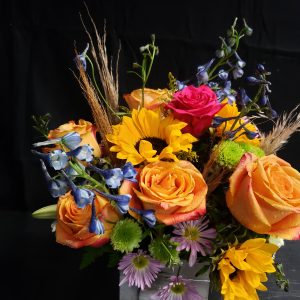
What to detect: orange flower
<box><xmin>121</xmin><ymin>161</ymin><xmax>207</xmax><ymax>225</ymax></box>
<box><xmin>226</xmin><ymin>153</ymin><xmax>300</xmax><ymax>239</ymax></box>
<box><xmin>47</xmin><ymin>119</ymin><xmax>101</xmax><ymax>157</ymax></box>
<box><xmin>56</xmin><ymin>191</ymin><xmax>120</xmax><ymax>248</ymax></box>
<box><xmin>124</xmin><ymin>88</ymin><xmax>171</xmax><ymax>110</ymax></box>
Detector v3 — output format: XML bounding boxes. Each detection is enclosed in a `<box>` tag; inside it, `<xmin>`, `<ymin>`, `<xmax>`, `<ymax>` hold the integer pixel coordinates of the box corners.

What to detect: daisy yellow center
<box><xmin>132</xmin><ymin>255</ymin><xmax>149</xmax><ymax>269</ymax></box>
<box><xmin>183</xmin><ymin>226</ymin><xmax>200</xmax><ymax>241</ymax></box>
<box><xmin>171</xmin><ymin>283</ymin><xmax>186</xmax><ymax>294</ymax></box>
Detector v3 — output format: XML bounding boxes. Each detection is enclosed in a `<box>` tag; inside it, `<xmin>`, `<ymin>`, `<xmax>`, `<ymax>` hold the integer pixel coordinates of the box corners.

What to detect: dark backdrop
<box><xmin>2</xmin><ymin>1</ymin><xmax>300</xmax><ymax>299</ymax></box>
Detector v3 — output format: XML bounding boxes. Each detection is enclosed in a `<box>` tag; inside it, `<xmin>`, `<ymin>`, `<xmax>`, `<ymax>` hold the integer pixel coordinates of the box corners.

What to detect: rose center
<box><xmin>135</xmin><ymin>137</ymin><xmax>167</xmax><ymax>154</ymax></box>
<box><xmin>272</xmin><ymin>170</ymin><xmax>293</xmax><ymax>198</ymax></box>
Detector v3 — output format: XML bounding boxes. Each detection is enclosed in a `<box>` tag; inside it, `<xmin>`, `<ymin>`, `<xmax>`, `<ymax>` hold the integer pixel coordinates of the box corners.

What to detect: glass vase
<box><xmin>119</xmin><ymin>261</ymin><xmax>210</xmax><ymax>300</ymax></box>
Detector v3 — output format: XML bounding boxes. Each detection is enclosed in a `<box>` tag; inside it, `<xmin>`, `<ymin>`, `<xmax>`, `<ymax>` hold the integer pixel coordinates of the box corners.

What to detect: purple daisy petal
<box><xmin>170</xmin><ymin>217</ymin><xmax>217</xmax><ymax>267</ymax></box>
<box><xmin>118</xmin><ymin>250</ymin><xmax>164</xmax><ymax>290</ymax></box>
<box><xmin>151</xmin><ymin>275</ymin><xmax>203</xmax><ymax>300</ymax></box>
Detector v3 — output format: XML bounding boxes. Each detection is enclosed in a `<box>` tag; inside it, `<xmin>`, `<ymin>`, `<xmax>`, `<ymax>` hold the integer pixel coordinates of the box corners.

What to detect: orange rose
<box><xmin>124</xmin><ymin>88</ymin><xmax>171</xmax><ymax>110</ymax></box>
<box><xmin>121</xmin><ymin>161</ymin><xmax>207</xmax><ymax>225</ymax></box>
<box><xmin>47</xmin><ymin>119</ymin><xmax>101</xmax><ymax>157</ymax></box>
<box><xmin>56</xmin><ymin>191</ymin><xmax>120</xmax><ymax>248</ymax></box>
<box><xmin>226</xmin><ymin>153</ymin><xmax>300</xmax><ymax>239</ymax></box>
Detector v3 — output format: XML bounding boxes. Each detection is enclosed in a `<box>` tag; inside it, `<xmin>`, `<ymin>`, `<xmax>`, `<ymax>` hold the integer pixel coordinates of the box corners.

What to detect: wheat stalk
<box><xmin>260</xmin><ymin>104</ymin><xmax>300</xmax><ymax>155</ymax></box>
<box><xmin>80</xmin><ymin>4</ymin><xmax>120</xmax><ymax>123</ymax></box>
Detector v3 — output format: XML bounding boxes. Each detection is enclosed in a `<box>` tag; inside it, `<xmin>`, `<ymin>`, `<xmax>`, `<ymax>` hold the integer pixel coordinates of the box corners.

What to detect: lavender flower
<box><xmin>151</xmin><ymin>275</ymin><xmax>203</xmax><ymax>300</ymax></box>
<box><xmin>118</xmin><ymin>250</ymin><xmax>164</xmax><ymax>290</ymax></box>
<box><xmin>171</xmin><ymin>217</ymin><xmax>217</xmax><ymax>267</ymax></box>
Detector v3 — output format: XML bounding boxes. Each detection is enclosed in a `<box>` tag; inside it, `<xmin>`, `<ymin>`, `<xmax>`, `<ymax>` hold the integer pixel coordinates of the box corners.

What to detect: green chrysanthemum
<box><xmin>238</xmin><ymin>142</ymin><xmax>265</xmax><ymax>157</ymax></box>
<box><xmin>149</xmin><ymin>235</ymin><xmax>180</xmax><ymax>266</ymax></box>
<box><xmin>111</xmin><ymin>219</ymin><xmax>142</xmax><ymax>253</ymax></box>
<box><xmin>216</xmin><ymin>140</ymin><xmax>245</xmax><ymax>168</ymax></box>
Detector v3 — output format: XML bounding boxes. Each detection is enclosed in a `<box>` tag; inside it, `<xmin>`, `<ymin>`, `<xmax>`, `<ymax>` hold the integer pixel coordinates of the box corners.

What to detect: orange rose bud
<box><xmin>126</xmin><ymin>160</ymin><xmax>207</xmax><ymax>225</ymax></box>
<box><xmin>47</xmin><ymin>119</ymin><xmax>101</xmax><ymax>157</ymax></box>
<box><xmin>124</xmin><ymin>88</ymin><xmax>171</xmax><ymax>110</ymax></box>
<box><xmin>56</xmin><ymin>191</ymin><xmax>120</xmax><ymax>248</ymax></box>
<box><xmin>226</xmin><ymin>153</ymin><xmax>300</xmax><ymax>240</ymax></box>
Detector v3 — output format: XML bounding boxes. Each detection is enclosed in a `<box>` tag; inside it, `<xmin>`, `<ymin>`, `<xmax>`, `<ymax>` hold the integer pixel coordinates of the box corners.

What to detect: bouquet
<box><xmin>31</xmin><ymin>16</ymin><xmax>300</xmax><ymax>300</ymax></box>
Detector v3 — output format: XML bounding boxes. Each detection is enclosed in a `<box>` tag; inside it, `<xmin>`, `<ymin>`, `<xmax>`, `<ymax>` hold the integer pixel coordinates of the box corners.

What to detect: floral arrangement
<box><xmin>31</xmin><ymin>16</ymin><xmax>300</xmax><ymax>300</ymax></box>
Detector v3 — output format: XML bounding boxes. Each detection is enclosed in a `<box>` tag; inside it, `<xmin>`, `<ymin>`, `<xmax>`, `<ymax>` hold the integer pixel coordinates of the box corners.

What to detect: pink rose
<box><xmin>166</xmin><ymin>85</ymin><xmax>223</xmax><ymax>136</ymax></box>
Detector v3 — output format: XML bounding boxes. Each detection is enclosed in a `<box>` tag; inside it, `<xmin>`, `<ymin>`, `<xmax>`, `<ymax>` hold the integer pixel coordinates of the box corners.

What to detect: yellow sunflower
<box><xmin>216</xmin><ymin>100</ymin><xmax>260</xmax><ymax>146</ymax></box>
<box><xmin>106</xmin><ymin>108</ymin><xmax>197</xmax><ymax>165</ymax></box>
<box><xmin>218</xmin><ymin>238</ymin><xmax>278</xmax><ymax>300</ymax></box>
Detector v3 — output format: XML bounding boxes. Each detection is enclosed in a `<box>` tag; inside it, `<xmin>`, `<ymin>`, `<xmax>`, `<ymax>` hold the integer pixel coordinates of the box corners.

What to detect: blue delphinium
<box><xmin>32</xmin><ymin>149</ymin><xmax>69</xmax><ymax>170</ymax></box>
<box><xmin>60</xmin><ymin>132</ymin><xmax>82</xmax><ymax>150</ymax></box>
<box><xmin>95</xmin><ymin>189</ymin><xmax>131</xmax><ymax>214</ymax></box>
<box><xmin>67</xmin><ymin>145</ymin><xmax>94</xmax><ymax>162</ymax></box>
<box><xmin>89</xmin><ymin>165</ymin><xmax>123</xmax><ymax>189</ymax></box>
<box><xmin>121</xmin><ymin>162</ymin><xmax>137</xmax><ymax>182</ymax></box>
<box><xmin>75</xmin><ymin>44</ymin><xmax>89</xmax><ymax>71</ymax></box>
<box><xmin>130</xmin><ymin>207</ymin><xmax>156</xmax><ymax>228</ymax></box>
<box><xmin>32</xmin><ymin>131</ymin><xmax>81</xmax><ymax>149</ymax></box>
<box><xmin>61</xmin><ymin>170</ymin><xmax>94</xmax><ymax>208</ymax></box>
<box><xmin>39</xmin><ymin>159</ymin><xmax>69</xmax><ymax>198</ymax></box>
<box><xmin>89</xmin><ymin>199</ymin><xmax>105</xmax><ymax>235</ymax></box>
<box><xmin>196</xmin><ymin>59</ymin><xmax>214</xmax><ymax>85</ymax></box>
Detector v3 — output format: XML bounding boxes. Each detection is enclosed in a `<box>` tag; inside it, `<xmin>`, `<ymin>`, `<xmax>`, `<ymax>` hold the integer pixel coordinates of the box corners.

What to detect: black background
<box><xmin>2</xmin><ymin>0</ymin><xmax>300</xmax><ymax>299</ymax></box>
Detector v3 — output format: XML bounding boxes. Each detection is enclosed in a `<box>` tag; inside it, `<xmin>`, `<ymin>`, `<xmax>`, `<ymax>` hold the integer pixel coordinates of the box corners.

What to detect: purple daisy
<box><xmin>151</xmin><ymin>275</ymin><xmax>203</xmax><ymax>300</ymax></box>
<box><xmin>171</xmin><ymin>217</ymin><xmax>217</xmax><ymax>267</ymax></box>
<box><xmin>118</xmin><ymin>250</ymin><xmax>164</xmax><ymax>290</ymax></box>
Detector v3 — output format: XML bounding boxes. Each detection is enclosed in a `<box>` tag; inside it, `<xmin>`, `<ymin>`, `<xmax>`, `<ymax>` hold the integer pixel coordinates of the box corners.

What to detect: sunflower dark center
<box><xmin>135</xmin><ymin>137</ymin><xmax>168</xmax><ymax>154</ymax></box>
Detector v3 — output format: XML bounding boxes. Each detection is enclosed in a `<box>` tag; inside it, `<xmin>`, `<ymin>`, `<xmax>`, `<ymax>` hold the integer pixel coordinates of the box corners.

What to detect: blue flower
<box><xmin>196</xmin><ymin>59</ymin><xmax>214</xmax><ymax>84</ymax></box>
<box><xmin>89</xmin><ymin>199</ymin><xmax>105</xmax><ymax>235</ymax></box>
<box><xmin>48</xmin><ymin>150</ymin><xmax>69</xmax><ymax>170</ymax></box>
<box><xmin>73</xmin><ymin>188</ymin><xmax>95</xmax><ymax>208</ymax></box>
<box><xmin>218</xmin><ymin>69</ymin><xmax>228</xmax><ymax>81</ymax></box>
<box><xmin>121</xmin><ymin>162</ymin><xmax>137</xmax><ymax>182</ymax></box>
<box><xmin>236</xmin><ymin>88</ymin><xmax>251</xmax><ymax>106</ymax></box>
<box><xmin>232</xmin><ymin>67</ymin><xmax>244</xmax><ymax>79</ymax></box>
<box><xmin>68</xmin><ymin>145</ymin><xmax>94</xmax><ymax>162</ymax></box>
<box><xmin>130</xmin><ymin>207</ymin><xmax>156</xmax><ymax>228</ymax></box>
<box><xmin>61</xmin><ymin>132</ymin><xmax>81</xmax><ymax>150</ymax></box>
<box><xmin>32</xmin><ymin>131</ymin><xmax>81</xmax><ymax>149</ymax></box>
<box><xmin>39</xmin><ymin>159</ymin><xmax>69</xmax><ymax>197</ymax></box>
<box><xmin>61</xmin><ymin>170</ymin><xmax>94</xmax><ymax>208</ymax></box>
<box><xmin>216</xmin><ymin>81</ymin><xmax>236</xmax><ymax>104</ymax></box>
<box><xmin>75</xmin><ymin>44</ymin><xmax>89</xmax><ymax>71</ymax></box>
<box><xmin>89</xmin><ymin>165</ymin><xmax>123</xmax><ymax>189</ymax></box>
<box><xmin>32</xmin><ymin>149</ymin><xmax>69</xmax><ymax>170</ymax></box>
<box><xmin>176</xmin><ymin>80</ymin><xmax>187</xmax><ymax>91</ymax></box>
<box><xmin>95</xmin><ymin>190</ymin><xmax>131</xmax><ymax>214</ymax></box>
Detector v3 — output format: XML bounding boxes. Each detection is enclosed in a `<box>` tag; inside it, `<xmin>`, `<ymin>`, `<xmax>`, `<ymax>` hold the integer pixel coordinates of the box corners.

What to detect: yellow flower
<box><xmin>218</xmin><ymin>238</ymin><xmax>278</xmax><ymax>300</ymax></box>
<box><xmin>216</xmin><ymin>100</ymin><xmax>260</xmax><ymax>146</ymax></box>
<box><xmin>106</xmin><ymin>108</ymin><xmax>197</xmax><ymax>165</ymax></box>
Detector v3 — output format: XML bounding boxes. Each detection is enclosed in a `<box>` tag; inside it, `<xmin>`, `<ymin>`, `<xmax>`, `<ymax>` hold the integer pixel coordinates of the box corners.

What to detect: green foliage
<box><xmin>79</xmin><ymin>244</ymin><xmax>112</xmax><ymax>270</ymax></box>
<box><xmin>149</xmin><ymin>235</ymin><xmax>180</xmax><ymax>266</ymax></box>
<box><xmin>274</xmin><ymin>262</ymin><xmax>289</xmax><ymax>292</ymax></box>
<box><xmin>31</xmin><ymin>113</ymin><xmax>52</xmax><ymax>138</ymax></box>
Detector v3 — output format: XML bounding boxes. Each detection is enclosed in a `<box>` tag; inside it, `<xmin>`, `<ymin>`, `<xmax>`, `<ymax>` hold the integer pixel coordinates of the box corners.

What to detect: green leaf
<box><xmin>31</xmin><ymin>113</ymin><xmax>52</xmax><ymax>138</ymax></box>
<box><xmin>79</xmin><ymin>244</ymin><xmax>112</xmax><ymax>270</ymax></box>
